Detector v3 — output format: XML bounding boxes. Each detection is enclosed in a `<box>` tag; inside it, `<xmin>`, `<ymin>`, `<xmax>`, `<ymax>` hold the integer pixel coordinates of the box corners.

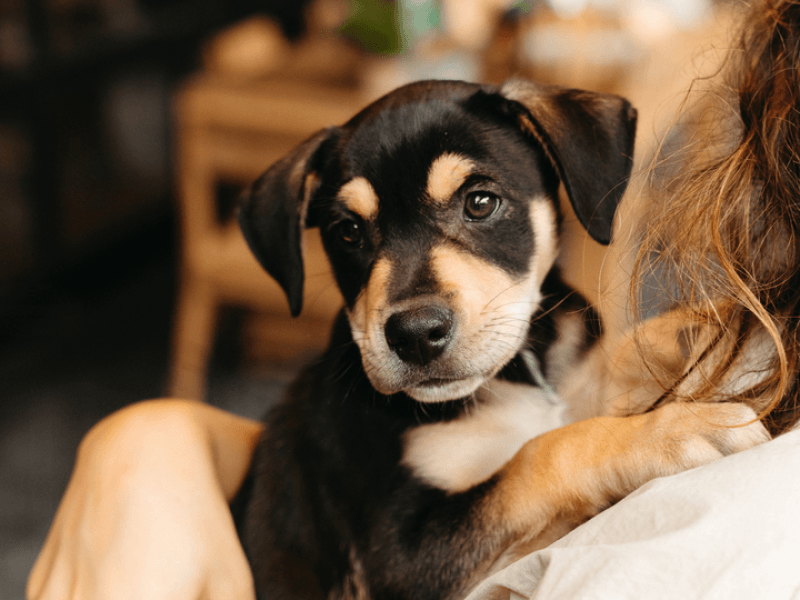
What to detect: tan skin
<box><xmin>26</xmin><ymin>400</ymin><xmax>262</xmax><ymax>600</ymax></box>
<box><xmin>20</xmin><ymin>306</ymin><xmax>733</xmax><ymax>599</ymax></box>
<box><xmin>28</xmin><ymin>391</ymin><xmax>769</xmax><ymax>599</ymax></box>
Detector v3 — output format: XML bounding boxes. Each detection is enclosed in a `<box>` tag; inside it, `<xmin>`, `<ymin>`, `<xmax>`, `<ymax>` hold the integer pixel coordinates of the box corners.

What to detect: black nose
<box><xmin>384</xmin><ymin>306</ymin><xmax>454</xmax><ymax>366</ymax></box>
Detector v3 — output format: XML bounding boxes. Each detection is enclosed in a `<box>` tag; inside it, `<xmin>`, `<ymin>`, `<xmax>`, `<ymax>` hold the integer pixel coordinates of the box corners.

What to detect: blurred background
<box><xmin>0</xmin><ymin>0</ymin><xmax>735</xmax><ymax>596</ymax></box>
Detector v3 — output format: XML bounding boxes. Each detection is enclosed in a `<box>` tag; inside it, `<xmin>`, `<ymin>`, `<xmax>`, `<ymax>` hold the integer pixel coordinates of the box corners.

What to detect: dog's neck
<box><xmin>497</xmin><ymin>267</ymin><xmax>601</xmax><ymax>389</ymax></box>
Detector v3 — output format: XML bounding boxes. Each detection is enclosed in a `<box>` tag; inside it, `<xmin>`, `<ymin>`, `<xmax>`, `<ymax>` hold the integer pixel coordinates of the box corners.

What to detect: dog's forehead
<box><xmin>344</xmin><ymin>92</ymin><xmax>486</xmax><ymax>187</ymax></box>
<box><xmin>326</xmin><ymin>83</ymin><xmax>541</xmax><ymax>223</ymax></box>
<box><xmin>309</xmin><ymin>83</ymin><xmax>561</xmax><ymax>312</ymax></box>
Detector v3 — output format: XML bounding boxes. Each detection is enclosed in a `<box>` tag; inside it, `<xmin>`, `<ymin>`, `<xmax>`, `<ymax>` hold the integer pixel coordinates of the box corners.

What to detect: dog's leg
<box><xmin>379</xmin><ymin>402</ymin><xmax>768</xmax><ymax>600</ymax></box>
<box><xmin>502</xmin><ymin>401</ymin><xmax>764</xmax><ymax>514</ymax></box>
<box><xmin>490</xmin><ymin>403</ymin><xmax>766</xmax><ymax>568</ymax></box>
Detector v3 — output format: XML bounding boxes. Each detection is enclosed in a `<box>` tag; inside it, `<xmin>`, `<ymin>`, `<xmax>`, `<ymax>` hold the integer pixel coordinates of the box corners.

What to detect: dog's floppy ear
<box><xmin>498</xmin><ymin>79</ymin><xmax>637</xmax><ymax>245</ymax></box>
<box><xmin>238</xmin><ymin>128</ymin><xmax>336</xmax><ymax>317</ymax></box>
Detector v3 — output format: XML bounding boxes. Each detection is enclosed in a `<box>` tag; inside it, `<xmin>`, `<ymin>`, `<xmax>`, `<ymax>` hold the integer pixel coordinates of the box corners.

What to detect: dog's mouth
<box><xmin>417</xmin><ymin>377</ymin><xmax>457</xmax><ymax>387</ymax></box>
<box><xmin>405</xmin><ymin>374</ymin><xmax>487</xmax><ymax>403</ymax></box>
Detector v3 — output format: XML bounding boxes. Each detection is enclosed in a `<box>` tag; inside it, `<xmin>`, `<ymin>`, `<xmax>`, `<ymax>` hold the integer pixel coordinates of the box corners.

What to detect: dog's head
<box><xmin>239</xmin><ymin>79</ymin><xmax>636</xmax><ymax>403</ymax></box>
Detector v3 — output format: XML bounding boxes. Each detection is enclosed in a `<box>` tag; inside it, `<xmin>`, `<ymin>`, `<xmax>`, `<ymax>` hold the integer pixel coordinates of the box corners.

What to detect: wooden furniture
<box><xmin>170</xmin><ymin>75</ymin><xmax>366</xmax><ymax>399</ymax></box>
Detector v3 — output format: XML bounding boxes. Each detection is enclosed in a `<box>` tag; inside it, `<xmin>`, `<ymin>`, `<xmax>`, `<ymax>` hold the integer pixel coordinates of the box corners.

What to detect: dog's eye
<box><xmin>336</xmin><ymin>219</ymin><xmax>363</xmax><ymax>247</ymax></box>
<box><xmin>464</xmin><ymin>192</ymin><xmax>500</xmax><ymax>221</ymax></box>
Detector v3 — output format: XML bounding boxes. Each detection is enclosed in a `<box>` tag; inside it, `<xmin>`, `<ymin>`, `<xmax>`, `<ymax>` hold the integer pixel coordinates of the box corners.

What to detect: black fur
<box><xmin>493</xmin><ymin>82</ymin><xmax>637</xmax><ymax>244</ymax></box>
<box><xmin>234</xmin><ymin>79</ymin><xmax>637</xmax><ymax>600</ymax></box>
<box><xmin>238</xmin><ymin>80</ymin><xmax>637</xmax><ymax>312</ymax></box>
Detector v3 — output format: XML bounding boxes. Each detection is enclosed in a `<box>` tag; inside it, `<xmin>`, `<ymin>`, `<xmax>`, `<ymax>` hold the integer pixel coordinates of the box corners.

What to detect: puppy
<box><xmin>234</xmin><ymin>79</ymin><xmax>768</xmax><ymax>600</ymax></box>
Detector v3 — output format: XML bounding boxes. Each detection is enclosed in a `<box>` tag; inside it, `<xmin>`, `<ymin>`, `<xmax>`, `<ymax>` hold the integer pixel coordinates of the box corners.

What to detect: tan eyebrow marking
<box><xmin>426</xmin><ymin>153</ymin><xmax>475</xmax><ymax>205</ymax></box>
<box><xmin>338</xmin><ymin>177</ymin><xmax>379</xmax><ymax>221</ymax></box>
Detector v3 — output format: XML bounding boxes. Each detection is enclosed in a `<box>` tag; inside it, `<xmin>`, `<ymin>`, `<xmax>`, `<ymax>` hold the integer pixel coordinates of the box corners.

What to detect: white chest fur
<box><xmin>401</xmin><ymin>379</ymin><xmax>567</xmax><ymax>493</ymax></box>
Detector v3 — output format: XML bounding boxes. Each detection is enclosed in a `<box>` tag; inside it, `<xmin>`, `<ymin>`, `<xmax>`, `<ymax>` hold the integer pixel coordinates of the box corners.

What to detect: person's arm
<box><xmin>26</xmin><ymin>399</ymin><xmax>263</xmax><ymax>600</ymax></box>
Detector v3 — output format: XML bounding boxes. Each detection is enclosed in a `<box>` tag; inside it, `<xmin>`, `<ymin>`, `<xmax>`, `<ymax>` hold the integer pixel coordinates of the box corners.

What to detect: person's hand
<box><xmin>27</xmin><ymin>399</ymin><xmax>263</xmax><ymax>600</ymax></box>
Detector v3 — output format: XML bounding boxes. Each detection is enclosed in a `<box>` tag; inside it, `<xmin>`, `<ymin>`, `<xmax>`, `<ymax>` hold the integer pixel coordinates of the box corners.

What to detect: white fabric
<box><xmin>466</xmin><ymin>428</ymin><xmax>800</xmax><ymax>600</ymax></box>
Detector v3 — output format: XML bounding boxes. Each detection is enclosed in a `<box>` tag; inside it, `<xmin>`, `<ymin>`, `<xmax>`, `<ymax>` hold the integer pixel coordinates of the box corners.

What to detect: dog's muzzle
<box><xmin>379</xmin><ymin>301</ymin><xmax>488</xmax><ymax>403</ymax></box>
<box><xmin>384</xmin><ymin>305</ymin><xmax>454</xmax><ymax>366</ymax></box>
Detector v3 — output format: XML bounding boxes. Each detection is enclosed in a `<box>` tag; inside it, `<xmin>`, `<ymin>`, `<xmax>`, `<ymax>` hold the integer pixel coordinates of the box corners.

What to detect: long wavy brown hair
<box><xmin>633</xmin><ymin>0</ymin><xmax>800</xmax><ymax>435</ymax></box>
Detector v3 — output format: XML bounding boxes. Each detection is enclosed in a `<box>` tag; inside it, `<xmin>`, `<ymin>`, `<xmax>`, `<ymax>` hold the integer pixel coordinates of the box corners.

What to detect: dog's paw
<box><xmin>651</xmin><ymin>401</ymin><xmax>770</xmax><ymax>472</ymax></box>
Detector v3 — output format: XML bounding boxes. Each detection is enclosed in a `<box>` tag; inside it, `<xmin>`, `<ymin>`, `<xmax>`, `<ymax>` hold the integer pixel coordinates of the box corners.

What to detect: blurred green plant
<box><xmin>340</xmin><ymin>0</ymin><xmax>441</xmax><ymax>55</ymax></box>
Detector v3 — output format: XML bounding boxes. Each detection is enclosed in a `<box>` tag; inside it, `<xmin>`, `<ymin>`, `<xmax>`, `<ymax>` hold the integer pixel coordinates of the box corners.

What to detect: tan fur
<box><xmin>430</xmin><ymin>244</ymin><xmax>537</xmax><ymax>371</ymax></box>
<box><xmin>344</xmin><ymin>196</ymin><xmax>560</xmax><ymax>402</ymax></box>
<box><xmin>528</xmin><ymin>200</ymin><xmax>558</xmax><ymax>287</ymax></box>
<box><xmin>574</xmin><ymin>306</ymin><xmax>781</xmax><ymax>421</ymax></box>
<box><xmin>339</xmin><ymin>177</ymin><xmax>379</xmax><ymax>221</ymax></box>
<box><xmin>426</xmin><ymin>153</ymin><xmax>475</xmax><ymax>204</ymax></box>
<box><xmin>346</xmin><ymin>257</ymin><xmax>398</xmax><ymax>394</ymax></box>
<box><xmin>347</xmin><ymin>242</ymin><xmax>541</xmax><ymax>400</ymax></box>
<box><xmin>347</xmin><ymin>256</ymin><xmax>392</xmax><ymax>347</ymax></box>
<box><xmin>402</xmin><ymin>379</ymin><xmax>565</xmax><ymax>493</ymax></box>
<box><xmin>419</xmin><ymin>400</ymin><xmax>771</xmax><ymax>598</ymax></box>
<box><xmin>493</xmin><ymin>401</ymin><xmax>768</xmax><ymax>538</ymax></box>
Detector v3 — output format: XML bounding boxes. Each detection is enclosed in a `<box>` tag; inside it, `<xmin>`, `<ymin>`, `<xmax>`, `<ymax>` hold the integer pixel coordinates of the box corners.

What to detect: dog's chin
<box><xmin>404</xmin><ymin>375</ymin><xmax>486</xmax><ymax>403</ymax></box>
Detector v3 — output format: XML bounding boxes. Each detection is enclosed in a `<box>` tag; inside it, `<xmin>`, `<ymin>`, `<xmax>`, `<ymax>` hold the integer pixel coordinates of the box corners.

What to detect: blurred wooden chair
<box><xmin>170</xmin><ymin>75</ymin><xmax>364</xmax><ymax>399</ymax></box>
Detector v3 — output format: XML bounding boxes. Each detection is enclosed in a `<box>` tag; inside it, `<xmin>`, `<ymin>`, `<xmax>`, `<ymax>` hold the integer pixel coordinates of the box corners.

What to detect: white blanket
<box><xmin>466</xmin><ymin>428</ymin><xmax>800</xmax><ymax>600</ymax></box>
